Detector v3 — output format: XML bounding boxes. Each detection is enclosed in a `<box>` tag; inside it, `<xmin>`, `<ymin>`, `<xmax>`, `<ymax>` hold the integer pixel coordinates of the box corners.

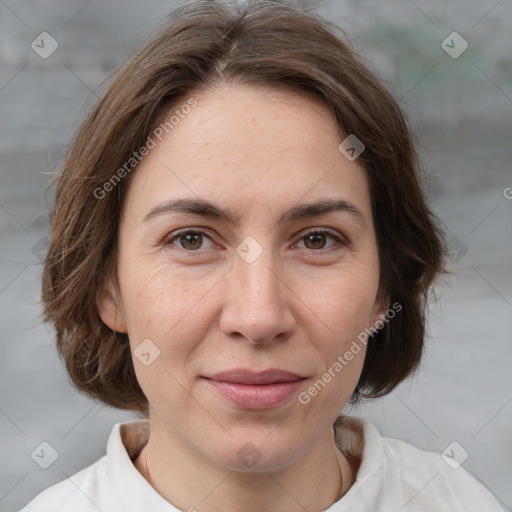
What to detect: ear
<box><xmin>96</xmin><ymin>276</ymin><xmax>128</xmax><ymax>334</ymax></box>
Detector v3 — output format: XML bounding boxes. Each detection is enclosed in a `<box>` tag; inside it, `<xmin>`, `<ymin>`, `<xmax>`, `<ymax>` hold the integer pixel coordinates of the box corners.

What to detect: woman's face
<box><xmin>100</xmin><ymin>83</ymin><xmax>385</xmax><ymax>471</ymax></box>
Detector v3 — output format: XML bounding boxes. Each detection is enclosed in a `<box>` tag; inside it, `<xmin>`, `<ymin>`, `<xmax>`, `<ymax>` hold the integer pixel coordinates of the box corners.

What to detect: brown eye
<box><xmin>165</xmin><ymin>230</ymin><xmax>215</xmax><ymax>251</ymax></box>
<box><xmin>179</xmin><ymin>232</ymin><xmax>203</xmax><ymax>250</ymax></box>
<box><xmin>303</xmin><ymin>233</ymin><xmax>327</xmax><ymax>249</ymax></box>
<box><xmin>296</xmin><ymin>229</ymin><xmax>344</xmax><ymax>251</ymax></box>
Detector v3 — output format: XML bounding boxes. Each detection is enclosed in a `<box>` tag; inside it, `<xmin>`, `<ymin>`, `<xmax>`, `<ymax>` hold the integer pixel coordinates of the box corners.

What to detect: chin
<box><xmin>209</xmin><ymin>434</ymin><xmax>304</xmax><ymax>473</ymax></box>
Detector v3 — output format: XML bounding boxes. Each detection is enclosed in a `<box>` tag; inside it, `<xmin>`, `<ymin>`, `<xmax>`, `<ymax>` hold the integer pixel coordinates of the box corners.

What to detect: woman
<box><xmin>22</xmin><ymin>1</ymin><xmax>504</xmax><ymax>510</ymax></box>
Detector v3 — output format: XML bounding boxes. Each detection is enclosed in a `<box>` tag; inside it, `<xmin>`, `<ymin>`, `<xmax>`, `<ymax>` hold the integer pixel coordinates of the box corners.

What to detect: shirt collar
<box><xmin>107</xmin><ymin>419</ymin><xmax>179</xmax><ymax>511</ymax></box>
<box><xmin>331</xmin><ymin>415</ymin><xmax>384</xmax><ymax>507</ymax></box>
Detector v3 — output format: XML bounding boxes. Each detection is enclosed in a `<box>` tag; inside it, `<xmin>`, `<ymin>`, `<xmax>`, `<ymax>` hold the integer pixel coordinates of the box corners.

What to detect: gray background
<box><xmin>1</xmin><ymin>0</ymin><xmax>511</xmax><ymax>510</ymax></box>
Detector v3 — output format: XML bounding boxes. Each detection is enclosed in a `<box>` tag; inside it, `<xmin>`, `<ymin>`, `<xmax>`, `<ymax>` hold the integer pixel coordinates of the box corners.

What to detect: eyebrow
<box><xmin>143</xmin><ymin>197</ymin><xmax>367</xmax><ymax>229</ymax></box>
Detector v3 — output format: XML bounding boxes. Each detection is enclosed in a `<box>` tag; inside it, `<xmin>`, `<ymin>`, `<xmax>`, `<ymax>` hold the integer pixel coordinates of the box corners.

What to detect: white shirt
<box><xmin>20</xmin><ymin>415</ymin><xmax>504</xmax><ymax>511</ymax></box>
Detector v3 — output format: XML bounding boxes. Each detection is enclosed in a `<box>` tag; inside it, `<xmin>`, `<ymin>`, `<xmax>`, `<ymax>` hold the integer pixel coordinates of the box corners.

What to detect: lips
<box><xmin>202</xmin><ymin>368</ymin><xmax>306</xmax><ymax>410</ymax></box>
<box><xmin>205</xmin><ymin>368</ymin><xmax>305</xmax><ymax>385</ymax></box>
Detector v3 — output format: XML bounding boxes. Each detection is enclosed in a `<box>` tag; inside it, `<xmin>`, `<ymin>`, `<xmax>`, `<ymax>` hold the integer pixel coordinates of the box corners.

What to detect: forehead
<box><xmin>122</xmin><ymin>83</ymin><xmax>372</xmax><ymax>223</ymax></box>
<box><xmin>174</xmin><ymin>83</ymin><xmax>342</xmax><ymax>157</ymax></box>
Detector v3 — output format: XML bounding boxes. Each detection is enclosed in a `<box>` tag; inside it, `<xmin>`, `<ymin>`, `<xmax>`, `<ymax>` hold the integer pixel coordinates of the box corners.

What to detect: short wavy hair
<box><xmin>42</xmin><ymin>0</ymin><xmax>445</xmax><ymax>415</ymax></box>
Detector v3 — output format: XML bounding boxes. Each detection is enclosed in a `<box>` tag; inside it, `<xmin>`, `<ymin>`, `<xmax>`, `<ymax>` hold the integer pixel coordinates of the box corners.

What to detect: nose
<box><xmin>219</xmin><ymin>246</ymin><xmax>296</xmax><ymax>345</ymax></box>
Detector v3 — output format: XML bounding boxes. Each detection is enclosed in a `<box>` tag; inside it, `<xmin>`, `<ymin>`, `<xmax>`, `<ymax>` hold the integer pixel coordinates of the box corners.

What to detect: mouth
<box><xmin>202</xmin><ymin>368</ymin><xmax>307</xmax><ymax>410</ymax></box>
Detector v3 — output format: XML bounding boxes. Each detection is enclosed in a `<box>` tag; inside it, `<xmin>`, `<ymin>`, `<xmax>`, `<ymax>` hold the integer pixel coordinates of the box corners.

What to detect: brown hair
<box><xmin>42</xmin><ymin>0</ymin><xmax>445</xmax><ymax>415</ymax></box>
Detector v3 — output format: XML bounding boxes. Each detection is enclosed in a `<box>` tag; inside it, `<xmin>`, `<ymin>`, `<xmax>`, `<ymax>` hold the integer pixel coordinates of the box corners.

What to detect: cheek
<box><xmin>120</xmin><ymin>263</ymin><xmax>217</xmax><ymax>409</ymax></box>
<box><xmin>296</xmin><ymin>265</ymin><xmax>378</xmax><ymax>403</ymax></box>
<box><xmin>119</xmin><ymin>260</ymin><xmax>220</xmax><ymax>360</ymax></box>
<box><xmin>296</xmin><ymin>273</ymin><xmax>373</xmax><ymax>416</ymax></box>
<box><xmin>303</xmin><ymin>267</ymin><xmax>379</xmax><ymax>338</ymax></box>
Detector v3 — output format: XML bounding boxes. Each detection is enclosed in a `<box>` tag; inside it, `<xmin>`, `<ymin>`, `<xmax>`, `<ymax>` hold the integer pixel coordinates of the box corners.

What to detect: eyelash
<box><xmin>163</xmin><ymin>228</ymin><xmax>346</xmax><ymax>255</ymax></box>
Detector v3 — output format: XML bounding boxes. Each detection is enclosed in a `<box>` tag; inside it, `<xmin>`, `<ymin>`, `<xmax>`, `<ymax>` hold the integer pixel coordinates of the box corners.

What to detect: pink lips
<box><xmin>202</xmin><ymin>369</ymin><xmax>306</xmax><ymax>410</ymax></box>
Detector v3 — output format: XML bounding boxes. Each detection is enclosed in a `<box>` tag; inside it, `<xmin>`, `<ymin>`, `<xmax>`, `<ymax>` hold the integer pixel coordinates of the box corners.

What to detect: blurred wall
<box><xmin>1</xmin><ymin>1</ymin><xmax>511</xmax><ymax>510</ymax></box>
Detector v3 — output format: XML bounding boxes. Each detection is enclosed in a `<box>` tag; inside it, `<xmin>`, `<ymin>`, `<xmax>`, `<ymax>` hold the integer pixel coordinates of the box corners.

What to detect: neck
<box><xmin>134</xmin><ymin>420</ymin><xmax>355</xmax><ymax>512</ymax></box>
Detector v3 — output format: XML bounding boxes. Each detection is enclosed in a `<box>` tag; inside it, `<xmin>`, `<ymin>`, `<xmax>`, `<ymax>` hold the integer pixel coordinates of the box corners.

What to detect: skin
<box><xmin>98</xmin><ymin>82</ymin><xmax>387</xmax><ymax>512</ymax></box>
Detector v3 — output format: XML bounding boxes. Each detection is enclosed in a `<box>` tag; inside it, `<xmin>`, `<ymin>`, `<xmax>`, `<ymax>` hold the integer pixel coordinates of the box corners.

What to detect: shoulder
<box><xmin>19</xmin><ymin>420</ymin><xmax>151</xmax><ymax>512</ymax></box>
<box><xmin>334</xmin><ymin>415</ymin><xmax>504</xmax><ymax>511</ymax></box>
<box><xmin>382</xmin><ymin>436</ymin><xmax>503</xmax><ymax>510</ymax></box>
<box><xmin>19</xmin><ymin>456</ymin><xmax>117</xmax><ymax>511</ymax></box>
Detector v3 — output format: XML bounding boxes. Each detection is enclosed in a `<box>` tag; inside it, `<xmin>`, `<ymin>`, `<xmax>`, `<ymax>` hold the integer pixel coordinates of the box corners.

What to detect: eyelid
<box><xmin>298</xmin><ymin>226</ymin><xmax>344</xmax><ymax>240</ymax></box>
